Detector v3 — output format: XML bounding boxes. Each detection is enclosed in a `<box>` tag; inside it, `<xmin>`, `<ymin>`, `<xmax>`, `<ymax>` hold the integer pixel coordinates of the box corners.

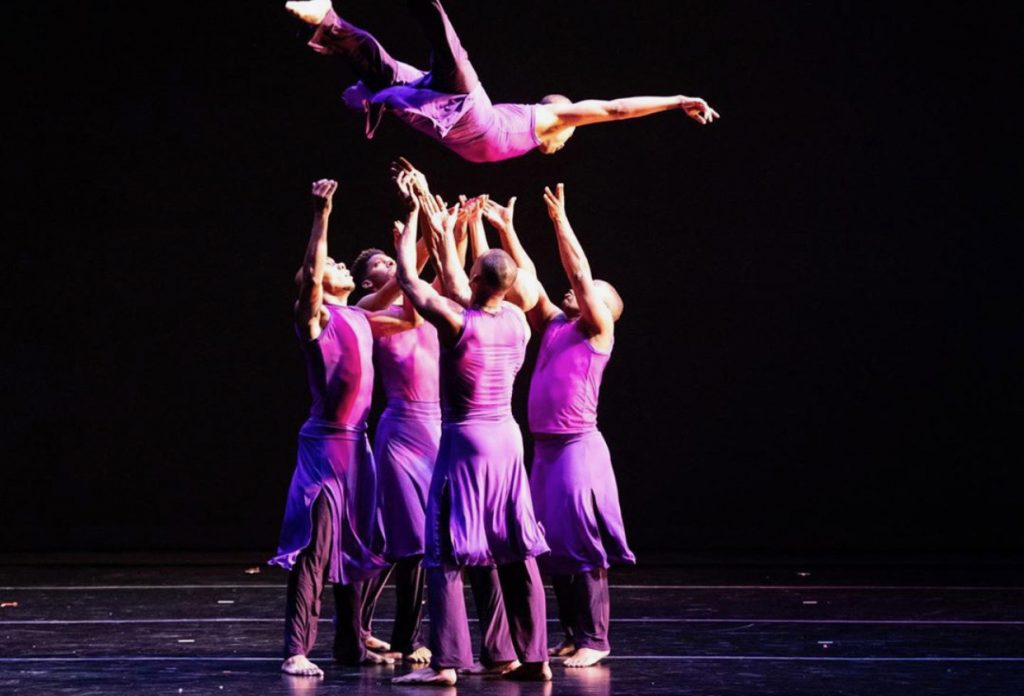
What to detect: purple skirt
<box><xmin>374</xmin><ymin>400</ymin><xmax>441</xmax><ymax>561</ymax></box>
<box><xmin>425</xmin><ymin>418</ymin><xmax>549</xmax><ymax>568</ymax></box>
<box><xmin>269</xmin><ymin>421</ymin><xmax>387</xmax><ymax>585</ymax></box>
<box><xmin>530</xmin><ymin>431</ymin><xmax>636</xmax><ymax>575</ymax></box>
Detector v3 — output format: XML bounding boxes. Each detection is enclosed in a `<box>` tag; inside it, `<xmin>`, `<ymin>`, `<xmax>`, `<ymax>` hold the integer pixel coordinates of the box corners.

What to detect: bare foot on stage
<box><xmin>391</xmin><ymin>667</ymin><xmax>457</xmax><ymax>686</ymax></box>
<box><xmin>284</xmin><ymin>0</ymin><xmax>331</xmax><ymax>25</ymax></box>
<box><xmin>361</xmin><ymin>650</ymin><xmax>395</xmax><ymax>666</ymax></box>
<box><xmin>564</xmin><ymin>647</ymin><xmax>610</xmax><ymax>667</ymax></box>
<box><xmin>503</xmin><ymin>661</ymin><xmax>553</xmax><ymax>681</ymax></box>
<box><xmin>458</xmin><ymin>659</ymin><xmax>520</xmax><ymax>676</ymax></box>
<box><xmin>364</xmin><ymin>635</ymin><xmax>391</xmax><ymax>652</ymax></box>
<box><xmin>548</xmin><ymin>639</ymin><xmax>576</xmax><ymax>657</ymax></box>
<box><xmin>404</xmin><ymin>646</ymin><xmax>432</xmax><ymax>664</ymax></box>
<box><xmin>281</xmin><ymin>654</ymin><xmax>324</xmax><ymax>677</ymax></box>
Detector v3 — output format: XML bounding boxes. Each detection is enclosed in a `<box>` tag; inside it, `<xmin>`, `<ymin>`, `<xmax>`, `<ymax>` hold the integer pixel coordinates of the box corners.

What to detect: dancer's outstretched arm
<box><xmin>394</xmin><ymin>175</ymin><xmax>464</xmax><ymax>346</ymax></box>
<box><xmin>421</xmin><ymin>193</ymin><xmax>473</xmax><ymax>308</ymax></box>
<box><xmin>538</xmin><ymin>94</ymin><xmax>719</xmax><ymax>132</ymax></box>
<box><xmin>543</xmin><ymin>183</ymin><xmax>614</xmax><ymax>345</ymax></box>
<box><xmin>484</xmin><ymin>196</ymin><xmax>559</xmax><ymax>328</ymax></box>
<box><xmin>296</xmin><ymin>179</ymin><xmax>338</xmax><ymax>341</ymax></box>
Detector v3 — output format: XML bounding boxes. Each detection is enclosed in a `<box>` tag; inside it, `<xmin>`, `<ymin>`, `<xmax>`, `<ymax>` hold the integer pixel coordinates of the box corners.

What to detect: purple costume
<box><xmin>425</xmin><ymin>304</ymin><xmax>550</xmax><ymax>670</ymax></box>
<box><xmin>308</xmin><ymin>1</ymin><xmax>542</xmax><ymax>163</ymax></box>
<box><xmin>528</xmin><ymin>313</ymin><xmax>635</xmax><ymax>652</ymax></box>
<box><xmin>359</xmin><ymin>306</ymin><xmax>440</xmax><ymax>654</ymax></box>
<box><xmin>373</xmin><ymin>309</ymin><xmax>442</xmax><ymax>561</ymax></box>
<box><xmin>270</xmin><ymin>304</ymin><xmax>386</xmax><ymax>661</ymax></box>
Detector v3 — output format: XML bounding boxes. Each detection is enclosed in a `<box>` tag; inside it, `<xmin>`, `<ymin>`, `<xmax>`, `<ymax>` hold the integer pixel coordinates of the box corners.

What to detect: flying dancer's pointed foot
<box><xmin>285</xmin><ymin>0</ymin><xmax>331</xmax><ymax>25</ymax></box>
<box><xmin>281</xmin><ymin>654</ymin><xmax>325</xmax><ymax>677</ymax></box>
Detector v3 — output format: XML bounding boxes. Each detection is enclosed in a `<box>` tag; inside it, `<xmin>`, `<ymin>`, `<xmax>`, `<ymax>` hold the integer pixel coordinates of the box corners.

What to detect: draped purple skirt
<box><xmin>425</xmin><ymin>417</ymin><xmax>549</xmax><ymax>568</ymax></box>
<box><xmin>374</xmin><ymin>400</ymin><xmax>441</xmax><ymax>561</ymax></box>
<box><xmin>530</xmin><ymin>430</ymin><xmax>636</xmax><ymax>575</ymax></box>
<box><xmin>270</xmin><ymin>421</ymin><xmax>387</xmax><ymax>585</ymax></box>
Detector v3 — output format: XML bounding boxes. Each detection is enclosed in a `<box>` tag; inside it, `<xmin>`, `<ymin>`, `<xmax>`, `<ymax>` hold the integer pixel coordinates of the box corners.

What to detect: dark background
<box><xmin>3</xmin><ymin>3</ymin><xmax>1018</xmax><ymax>556</ymax></box>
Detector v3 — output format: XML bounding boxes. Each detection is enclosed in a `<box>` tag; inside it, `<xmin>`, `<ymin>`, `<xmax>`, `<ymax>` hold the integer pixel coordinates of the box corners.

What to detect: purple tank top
<box><xmin>441</xmin><ymin>304</ymin><xmax>529</xmax><ymax>422</ymax></box>
<box><xmin>344</xmin><ymin>82</ymin><xmax>541</xmax><ymax>163</ymax></box>
<box><xmin>528</xmin><ymin>314</ymin><xmax>612</xmax><ymax>434</ymax></box>
<box><xmin>373</xmin><ymin>306</ymin><xmax>441</xmax><ymax>404</ymax></box>
<box><xmin>298</xmin><ymin>304</ymin><xmax>374</xmax><ymax>431</ymax></box>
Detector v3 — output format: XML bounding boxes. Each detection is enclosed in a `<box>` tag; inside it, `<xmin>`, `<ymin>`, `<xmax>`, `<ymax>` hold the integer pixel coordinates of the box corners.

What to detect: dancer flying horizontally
<box><xmin>285</xmin><ymin>0</ymin><xmax>719</xmax><ymax>162</ymax></box>
<box><xmin>485</xmin><ymin>184</ymin><xmax>635</xmax><ymax>668</ymax></box>
<box><xmin>270</xmin><ymin>179</ymin><xmax>421</xmax><ymax>678</ymax></box>
<box><xmin>389</xmin><ymin>173</ymin><xmax>551</xmax><ymax>685</ymax></box>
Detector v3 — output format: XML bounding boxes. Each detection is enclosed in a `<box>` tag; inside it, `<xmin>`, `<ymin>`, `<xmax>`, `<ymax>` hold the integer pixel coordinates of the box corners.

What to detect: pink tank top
<box><xmin>441</xmin><ymin>304</ymin><xmax>529</xmax><ymax>422</ymax></box>
<box><xmin>298</xmin><ymin>304</ymin><xmax>375</xmax><ymax>431</ymax></box>
<box><xmin>528</xmin><ymin>314</ymin><xmax>612</xmax><ymax>434</ymax></box>
<box><xmin>373</xmin><ymin>306</ymin><xmax>441</xmax><ymax>404</ymax></box>
<box><xmin>343</xmin><ymin>82</ymin><xmax>541</xmax><ymax>163</ymax></box>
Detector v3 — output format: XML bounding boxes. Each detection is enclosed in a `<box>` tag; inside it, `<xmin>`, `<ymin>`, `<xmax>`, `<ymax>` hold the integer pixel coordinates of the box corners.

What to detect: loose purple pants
<box><xmin>551</xmin><ymin>569</ymin><xmax>611</xmax><ymax>652</ymax></box>
<box><xmin>283</xmin><ymin>492</ymin><xmax>370</xmax><ymax>663</ymax></box>
<box><xmin>310</xmin><ymin>0</ymin><xmax>479</xmax><ymax>94</ymax></box>
<box><xmin>359</xmin><ymin>555</ymin><xmax>427</xmax><ymax>654</ymax></box>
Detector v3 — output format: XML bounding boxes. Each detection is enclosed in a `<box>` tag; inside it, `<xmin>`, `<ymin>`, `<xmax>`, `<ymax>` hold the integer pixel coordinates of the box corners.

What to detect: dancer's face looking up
<box><xmin>322</xmin><ymin>257</ymin><xmax>356</xmax><ymax>293</ymax></box>
<box><xmin>362</xmin><ymin>253</ymin><xmax>396</xmax><ymax>290</ymax></box>
<box><xmin>561</xmin><ymin>281</ymin><xmax>625</xmax><ymax>322</ymax></box>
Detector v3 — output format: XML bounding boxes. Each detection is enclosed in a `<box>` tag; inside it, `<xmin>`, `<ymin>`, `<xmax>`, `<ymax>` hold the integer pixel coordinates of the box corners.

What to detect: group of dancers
<box><xmin>271</xmin><ymin>160</ymin><xmax>634</xmax><ymax>685</ymax></box>
<box><xmin>268</xmin><ymin>0</ymin><xmax>718</xmax><ymax>685</ymax></box>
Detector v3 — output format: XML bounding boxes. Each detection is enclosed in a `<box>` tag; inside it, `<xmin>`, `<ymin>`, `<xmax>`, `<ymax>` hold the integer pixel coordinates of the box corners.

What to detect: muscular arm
<box><xmin>295</xmin><ymin>179</ymin><xmax>337</xmax><ymax>341</ymax></box>
<box><xmin>484</xmin><ymin>196</ymin><xmax>559</xmax><ymax>329</ymax></box>
<box><xmin>422</xmin><ymin>193</ymin><xmax>473</xmax><ymax>308</ymax></box>
<box><xmin>538</xmin><ymin>94</ymin><xmax>718</xmax><ymax>132</ymax></box>
<box><xmin>544</xmin><ymin>183</ymin><xmax>614</xmax><ymax>346</ymax></box>
<box><xmin>395</xmin><ymin>193</ymin><xmax>464</xmax><ymax>347</ymax></box>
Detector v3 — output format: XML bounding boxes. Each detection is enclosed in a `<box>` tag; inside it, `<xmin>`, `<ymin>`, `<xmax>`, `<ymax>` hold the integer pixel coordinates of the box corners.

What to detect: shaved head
<box><xmin>594</xmin><ymin>280</ymin><xmax>624</xmax><ymax>322</ymax></box>
<box><xmin>474</xmin><ymin>249</ymin><xmax>518</xmax><ymax>294</ymax></box>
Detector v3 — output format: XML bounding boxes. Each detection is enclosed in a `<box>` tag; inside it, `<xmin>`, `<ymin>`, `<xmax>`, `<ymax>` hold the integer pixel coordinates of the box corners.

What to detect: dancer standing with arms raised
<box><xmin>388</xmin><ymin>173</ymin><xmax>551</xmax><ymax>685</ymax></box>
<box><xmin>271</xmin><ymin>179</ymin><xmax>420</xmax><ymax>677</ymax></box>
<box><xmin>485</xmin><ymin>184</ymin><xmax>635</xmax><ymax>668</ymax></box>
<box><xmin>285</xmin><ymin>0</ymin><xmax>719</xmax><ymax>162</ymax></box>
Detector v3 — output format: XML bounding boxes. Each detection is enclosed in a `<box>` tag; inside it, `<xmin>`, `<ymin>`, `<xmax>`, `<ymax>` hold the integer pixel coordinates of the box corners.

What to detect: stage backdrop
<box><xmin>3</xmin><ymin>3</ymin><xmax>1017</xmax><ymax>555</ymax></box>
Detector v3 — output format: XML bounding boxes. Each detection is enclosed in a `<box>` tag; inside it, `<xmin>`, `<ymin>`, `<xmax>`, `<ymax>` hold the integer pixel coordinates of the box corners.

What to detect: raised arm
<box><xmin>421</xmin><ymin>192</ymin><xmax>473</xmax><ymax>308</ymax></box>
<box><xmin>538</xmin><ymin>94</ymin><xmax>719</xmax><ymax>132</ymax></box>
<box><xmin>463</xmin><ymin>195</ymin><xmax>490</xmax><ymax>263</ymax></box>
<box><xmin>295</xmin><ymin>179</ymin><xmax>338</xmax><ymax>341</ymax></box>
<box><xmin>394</xmin><ymin>173</ymin><xmax>464</xmax><ymax>346</ymax></box>
<box><xmin>484</xmin><ymin>196</ymin><xmax>559</xmax><ymax>328</ymax></box>
<box><xmin>543</xmin><ymin>183</ymin><xmax>613</xmax><ymax>345</ymax></box>
<box><xmin>361</xmin><ymin>209</ymin><xmax>425</xmax><ymax>338</ymax></box>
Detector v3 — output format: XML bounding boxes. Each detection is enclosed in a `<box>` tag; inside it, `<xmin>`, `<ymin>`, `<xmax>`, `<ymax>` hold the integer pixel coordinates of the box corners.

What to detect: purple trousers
<box><xmin>427</xmin><ymin>559</ymin><xmax>547</xmax><ymax>670</ymax></box>
<box><xmin>310</xmin><ymin>0</ymin><xmax>479</xmax><ymax>94</ymax></box>
<box><xmin>283</xmin><ymin>492</ymin><xmax>370</xmax><ymax>663</ymax></box>
<box><xmin>359</xmin><ymin>555</ymin><xmax>427</xmax><ymax>654</ymax></box>
<box><xmin>551</xmin><ymin>569</ymin><xmax>611</xmax><ymax>651</ymax></box>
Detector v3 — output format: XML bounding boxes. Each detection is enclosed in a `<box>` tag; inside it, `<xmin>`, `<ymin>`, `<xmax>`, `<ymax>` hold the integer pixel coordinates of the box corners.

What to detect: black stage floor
<box><xmin>2</xmin><ymin>558</ymin><xmax>1023</xmax><ymax>695</ymax></box>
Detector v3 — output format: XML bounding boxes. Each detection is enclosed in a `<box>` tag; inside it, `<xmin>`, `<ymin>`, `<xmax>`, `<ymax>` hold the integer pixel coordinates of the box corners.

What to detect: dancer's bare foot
<box><xmin>502</xmin><ymin>662</ymin><xmax>553</xmax><ymax>681</ymax></box>
<box><xmin>364</xmin><ymin>635</ymin><xmax>391</xmax><ymax>652</ymax></box>
<box><xmin>458</xmin><ymin>659</ymin><xmax>520</xmax><ymax>676</ymax></box>
<box><xmin>564</xmin><ymin>647</ymin><xmax>610</xmax><ymax>668</ymax></box>
<box><xmin>548</xmin><ymin>639</ymin><xmax>576</xmax><ymax>657</ymax></box>
<box><xmin>281</xmin><ymin>654</ymin><xmax>324</xmax><ymax>677</ymax></box>
<box><xmin>404</xmin><ymin>646</ymin><xmax>432</xmax><ymax>664</ymax></box>
<box><xmin>391</xmin><ymin>666</ymin><xmax>457</xmax><ymax>685</ymax></box>
<box><xmin>360</xmin><ymin>650</ymin><xmax>395</xmax><ymax>666</ymax></box>
<box><xmin>284</xmin><ymin>0</ymin><xmax>331</xmax><ymax>25</ymax></box>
